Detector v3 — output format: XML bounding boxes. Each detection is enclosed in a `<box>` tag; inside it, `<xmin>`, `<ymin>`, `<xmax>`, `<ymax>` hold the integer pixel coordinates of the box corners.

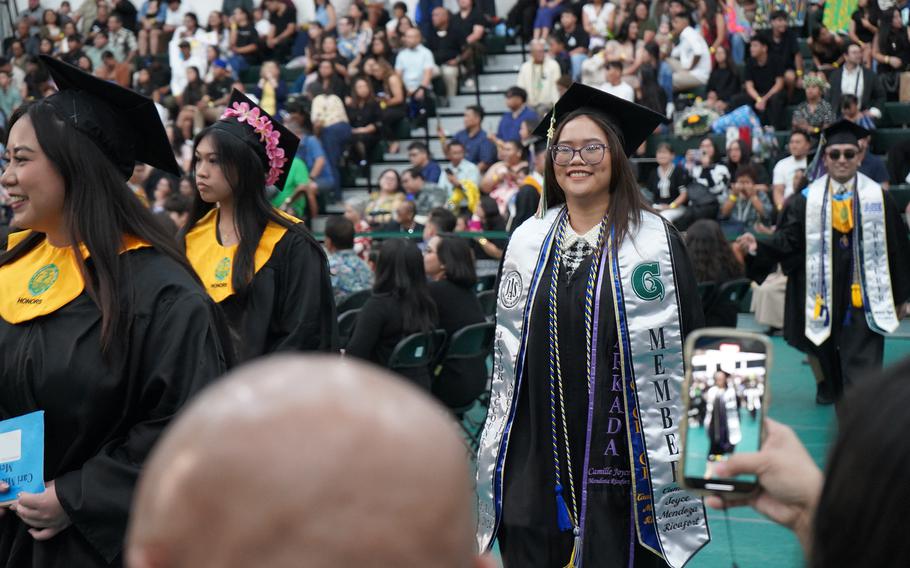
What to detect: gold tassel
<box><xmin>813</xmin><ymin>294</ymin><xmax>824</xmax><ymax>320</ymax></box>
<box><xmin>852</xmin><ymin>283</ymin><xmax>863</xmax><ymax>308</ymax></box>
<box><xmin>536</xmin><ymin>106</ymin><xmax>558</xmax><ymax>219</ymax></box>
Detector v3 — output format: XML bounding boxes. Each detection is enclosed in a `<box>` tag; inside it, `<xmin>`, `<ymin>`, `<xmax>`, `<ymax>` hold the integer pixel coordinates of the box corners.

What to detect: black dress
<box><xmin>346</xmin><ymin>293</ymin><xmax>438</xmax><ymax>390</ymax></box>
<box><xmin>499</xmin><ymin>229</ymin><xmax>703</xmax><ymax>568</ymax></box>
<box><xmin>746</xmin><ymin>190</ymin><xmax>910</xmax><ymax>396</ymax></box>
<box><xmin>0</xmin><ymin>242</ymin><xmax>229</xmax><ymax>567</ymax></box>
<box><xmin>428</xmin><ymin>280</ymin><xmax>487</xmax><ymax>409</ymax></box>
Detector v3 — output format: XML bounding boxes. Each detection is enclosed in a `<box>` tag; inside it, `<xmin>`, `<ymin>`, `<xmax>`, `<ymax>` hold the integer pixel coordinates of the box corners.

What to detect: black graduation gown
<box><xmin>219</xmin><ymin>230</ymin><xmax>339</xmax><ymax>361</ymax></box>
<box><xmin>0</xmin><ymin>247</ymin><xmax>229</xmax><ymax>567</ymax></box>
<box><xmin>499</xmin><ymin>229</ymin><xmax>703</xmax><ymax>568</ymax></box>
<box><xmin>747</xmin><ymin>191</ymin><xmax>910</xmax><ymax>393</ymax></box>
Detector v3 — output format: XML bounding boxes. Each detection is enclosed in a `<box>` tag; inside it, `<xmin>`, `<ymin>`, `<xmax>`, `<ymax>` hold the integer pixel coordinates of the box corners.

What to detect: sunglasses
<box><xmin>827</xmin><ymin>149</ymin><xmax>857</xmax><ymax>161</ymax></box>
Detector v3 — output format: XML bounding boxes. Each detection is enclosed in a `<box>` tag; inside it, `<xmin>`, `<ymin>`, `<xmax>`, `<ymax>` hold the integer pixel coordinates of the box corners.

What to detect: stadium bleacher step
<box><xmin>448</xmin><ymin>93</ymin><xmax>509</xmax><ymax>114</ymax></box>
<box><xmin>482</xmin><ymin>52</ymin><xmax>525</xmax><ymax>73</ymax></box>
<box><xmin>411</xmin><ymin>115</ymin><xmax>500</xmax><ymax>138</ymax></box>
<box><xmin>460</xmin><ymin>71</ymin><xmax>516</xmax><ymax>93</ymax></box>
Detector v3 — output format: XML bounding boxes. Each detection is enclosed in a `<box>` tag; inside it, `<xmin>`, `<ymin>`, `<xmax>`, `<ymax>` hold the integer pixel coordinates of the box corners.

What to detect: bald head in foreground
<box><xmin>127</xmin><ymin>355</ymin><xmax>494</xmax><ymax>568</ymax></box>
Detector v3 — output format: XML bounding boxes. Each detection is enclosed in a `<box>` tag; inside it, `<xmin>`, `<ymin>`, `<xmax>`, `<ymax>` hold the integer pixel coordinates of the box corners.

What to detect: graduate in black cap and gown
<box><xmin>182</xmin><ymin>90</ymin><xmax>337</xmax><ymax>361</ymax></box>
<box><xmin>0</xmin><ymin>56</ymin><xmax>231</xmax><ymax>566</ymax></box>
<box><xmin>738</xmin><ymin>120</ymin><xmax>910</xmax><ymax>405</ymax></box>
<box><xmin>475</xmin><ymin>83</ymin><xmax>710</xmax><ymax>568</ymax></box>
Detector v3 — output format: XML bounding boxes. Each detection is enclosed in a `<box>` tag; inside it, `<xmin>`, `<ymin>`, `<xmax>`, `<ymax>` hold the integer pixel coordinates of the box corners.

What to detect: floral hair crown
<box><xmin>221</xmin><ymin>101</ymin><xmax>287</xmax><ymax>187</ymax></box>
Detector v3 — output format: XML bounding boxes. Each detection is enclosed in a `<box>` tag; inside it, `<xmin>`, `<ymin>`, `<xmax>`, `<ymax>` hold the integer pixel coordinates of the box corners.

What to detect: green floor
<box><xmin>480</xmin><ymin>320</ymin><xmax>910</xmax><ymax>567</ymax></box>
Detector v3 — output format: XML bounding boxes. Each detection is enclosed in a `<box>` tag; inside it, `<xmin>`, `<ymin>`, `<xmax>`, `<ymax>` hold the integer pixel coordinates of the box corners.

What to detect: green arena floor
<box><xmin>480</xmin><ymin>315</ymin><xmax>910</xmax><ymax>567</ymax></box>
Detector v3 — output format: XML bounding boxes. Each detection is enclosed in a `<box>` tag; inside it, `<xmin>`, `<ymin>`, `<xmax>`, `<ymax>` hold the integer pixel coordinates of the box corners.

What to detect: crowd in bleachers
<box><xmin>1</xmin><ymin>0</ymin><xmax>910</xmax><ymax>295</ymax></box>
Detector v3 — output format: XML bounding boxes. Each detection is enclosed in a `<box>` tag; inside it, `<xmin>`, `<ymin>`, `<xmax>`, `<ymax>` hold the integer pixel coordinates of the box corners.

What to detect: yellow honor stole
<box><xmin>184</xmin><ymin>208</ymin><xmax>301</xmax><ymax>303</ymax></box>
<box><xmin>0</xmin><ymin>231</ymin><xmax>150</xmax><ymax>324</ymax></box>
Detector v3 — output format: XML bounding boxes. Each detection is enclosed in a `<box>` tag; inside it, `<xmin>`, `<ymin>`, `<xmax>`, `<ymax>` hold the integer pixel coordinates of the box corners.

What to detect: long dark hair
<box><xmin>684</xmin><ymin>219</ymin><xmax>743</xmax><ymax>283</ymax></box>
<box><xmin>812</xmin><ymin>358</ymin><xmax>910</xmax><ymax>567</ymax></box>
<box><xmin>0</xmin><ymin>101</ymin><xmax>200</xmax><ymax>353</ymax></box>
<box><xmin>372</xmin><ymin>238</ymin><xmax>436</xmax><ymax>333</ymax></box>
<box><xmin>543</xmin><ymin>108</ymin><xmax>649</xmax><ymax>247</ymax></box>
<box><xmin>182</xmin><ymin>126</ymin><xmax>317</xmax><ymax>298</ymax></box>
<box><xmin>724</xmin><ymin>138</ymin><xmax>752</xmax><ymax>170</ymax></box>
<box><xmin>435</xmin><ymin>234</ymin><xmax>477</xmax><ymax>289</ymax></box>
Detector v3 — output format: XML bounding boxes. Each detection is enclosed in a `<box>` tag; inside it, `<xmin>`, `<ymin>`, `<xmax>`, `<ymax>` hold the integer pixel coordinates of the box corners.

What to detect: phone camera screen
<box><xmin>684</xmin><ymin>336</ymin><xmax>767</xmax><ymax>489</ymax></box>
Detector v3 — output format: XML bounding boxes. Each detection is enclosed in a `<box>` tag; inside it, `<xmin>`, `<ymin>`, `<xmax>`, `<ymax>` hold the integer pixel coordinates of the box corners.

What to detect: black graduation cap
<box><xmin>39</xmin><ymin>55</ymin><xmax>180</xmax><ymax>178</ymax></box>
<box><xmin>822</xmin><ymin>119</ymin><xmax>871</xmax><ymax>147</ymax></box>
<box><xmin>532</xmin><ymin>82</ymin><xmax>669</xmax><ymax>157</ymax></box>
<box><xmin>210</xmin><ymin>89</ymin><xmax>300</xmax><ymax>189</ymax></box>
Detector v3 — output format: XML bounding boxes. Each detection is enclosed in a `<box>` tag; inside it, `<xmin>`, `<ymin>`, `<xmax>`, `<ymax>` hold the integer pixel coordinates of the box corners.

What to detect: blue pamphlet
<box><xmin>0</xmin><ymin>411</ymin><xmax>45</xmax><ymax>504</ymax></box>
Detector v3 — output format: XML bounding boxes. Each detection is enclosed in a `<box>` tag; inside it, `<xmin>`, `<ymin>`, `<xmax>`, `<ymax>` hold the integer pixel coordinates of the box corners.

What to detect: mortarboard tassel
<box><xmin>536</xmin><ymin>107</ymin><xmax>558</xmax><ymax>219</ymax></box>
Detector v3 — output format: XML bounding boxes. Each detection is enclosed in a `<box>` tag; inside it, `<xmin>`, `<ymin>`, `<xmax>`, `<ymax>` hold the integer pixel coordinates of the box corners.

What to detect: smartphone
<box><xmin>680</xmin><ymin>328</ymin><xmax>772</xmax><ymax>496</ymax></box>
<box><xmin>444</xmin><ymin>167</ymin><xmax>455</xmax><ymax>175</ymax></box>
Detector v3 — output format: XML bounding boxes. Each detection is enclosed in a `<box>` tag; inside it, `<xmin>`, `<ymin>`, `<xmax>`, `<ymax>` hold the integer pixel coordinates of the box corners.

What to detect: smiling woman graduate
<box><xmin>474</xmin><ymin>83</ymin><xmax>711</xmax><ymax>568</ymax></box>
<box><xmin>182</xmin><ymin>90</ymin><xmax>337</xmax><ymax>361</ymax></box>
<box><xmin>0</xmin><ymin>56</ymin><xmax>231</xmax><ymax>566</ymax></box>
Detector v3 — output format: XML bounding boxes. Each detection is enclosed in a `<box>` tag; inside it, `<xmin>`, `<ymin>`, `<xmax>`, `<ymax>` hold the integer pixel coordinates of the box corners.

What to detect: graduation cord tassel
<box><xmin>555</xmin><ymin>484</ymin><xmax>573</xmax><ymax>532</ymax></box>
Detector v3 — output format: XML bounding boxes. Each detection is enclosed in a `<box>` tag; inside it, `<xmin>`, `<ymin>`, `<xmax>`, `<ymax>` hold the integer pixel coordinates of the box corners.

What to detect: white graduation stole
<box><xmin>804</xmin><ymin>174</ymin><xmax>898</xmax><ymax>345</ymax></box>
<box><xmin>475</xmin><ymin>207</ymin><xmax>709</xmax><ymax>567</ymax></box>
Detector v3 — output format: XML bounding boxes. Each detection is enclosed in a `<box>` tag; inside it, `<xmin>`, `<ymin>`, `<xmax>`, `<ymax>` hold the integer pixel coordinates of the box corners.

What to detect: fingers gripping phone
<box><xmin>680</xmin><ymin>329</ymin><xmax>772</xmax><ymax>496</ymax></box>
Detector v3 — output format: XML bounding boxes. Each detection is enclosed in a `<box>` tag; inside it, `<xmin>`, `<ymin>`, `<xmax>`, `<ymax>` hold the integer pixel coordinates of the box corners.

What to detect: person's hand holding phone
<box><xmin>705</xmin><ymin>419</ymin><xmax>823</xmax><ymax>553</ymax></box>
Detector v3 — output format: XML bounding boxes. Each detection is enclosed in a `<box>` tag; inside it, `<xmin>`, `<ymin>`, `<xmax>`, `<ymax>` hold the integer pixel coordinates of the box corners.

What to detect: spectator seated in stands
<box><xmin>368</xmin><ymin>59</ymin><xmax>408</xmax><ymax>154</ymax></box>
<box><xmin>685</xmin><ymin>219</ymin><xmax>745</xmax><ymax>327</ymax></box>
<box><xmin>730</xmin><ymin>35</ymin><xmax>786</xmax><ymax>130</ymax></box>
<box><xmin>346</xmin><ymin>75</ymin><xmax>382</xmax><ymax>164</ymax></box>
<box><xmin>598</xmin><ymin>60</ymin><xmax>635</xmax><ymax>101</ymax></box>
<box><xmin>532</xmin><ymin>0</ymin><xmax>564</xmax><ymax>40</ymax></box>
<box><xmin>858</xmin><ymin>133</ymin><xmax>890</xmax><ymax>190</ymax></box>
<box><xmin>447</xmin><ymin>105</ymin><xmax>497</xmax><ymax>173</ymax></box>
<box><xmin>719</xmin><ymin>164</ymin><xmax>773</xmax><ymax>233</ymax></box>
<box><xmin>772</xmin><ymin>130</ymin><xmax>811</xmax><ymax>213</ymax></box>
<box><xmin>95</xmin><ymin>48</ymin><xmax>131</xmax><ymax>86</ymax></box>
<box><xmin>690</xmin><ymin>135</ymin><xmax>731</xmax><ymax>206</ymax></box>
<box><xmin>264</xmin><ymin>0</ymin><xmax>296</xmax><ymax>61</ymax></box>
<box><xmin>603</xmin><ymin>18</ymin><xmax>646</xmax><ymax>87</ymax></box>
<box><xmin>553</xmin><ymin>9</ymin><xmax>589</xmax><ymax>81</ymax></box>
<box><xmin>450</xmin><ymin>0</ymin><xmax>485</xmax><ymax>82</ymax></box>
<box><xmin>724</xmin><ymin>138</ymin><xmax>770</xmax><ymax>190</ymax></box>
<box><xmin>516</xmin><ymin>39</ymin><xmax>563</xmax><ymax>116</ymax></box>
<box><xmin>394</xmin><ymin>28</ymin><xmax>437</xmax><ymax>113</ymax></box>
<box><xmin>367</xmin><ymin>168</ymin><xmax>406</xmax><ymax>226</ymax></box>
<box><xmin>761</xmin><ymin>9</ymin><xmax>803</xmax><ymax>102</ymax></box>
<box><xmin>402</xmin><ymin>167</ymin><xmax>447</xmax><ymax>215</ymax></box>
<box><xmin>343</xmin><ymin>196</ymin><xmax>373</xmax><ymax>260</ymax></box>
<box><xmin>469</xmin><ymin>194</ymin><xmax>506</xmax><ymax>261</ymax></box>
<box><xmin>199</xmin><ymin>58</ymin><xmax>232</xmax><ymax>122</ymax></box>
<box><xmin>305</xmin><ymin>57</ymin><xmax>348</xmax><ymax>100</ymax></box>
<box><xmin>285</xmin><ymin>108</ymin><xmax>336</xmax><ymax>218</ymax></box>
<box><xmin>347</xmin><ymin>238</ymin><xmax>439</xmax><ymax>390</ymax></box>
<box><xmin>508</xmin><ymin>143</ymin><xmax>546</xmax><ymax>232</ymax></box>
<box><xmin>426</xmin><ymin>6</ymin><xmax>464</xmax><ymax>106</ymax></box>
<box><xmin>792</xmin><ymin>74</ymin><xmax>836</xmax><ymax>137</ymax></box>
<box><xmin>659</xmin><ymin>12</ymin><xmax>711</xmax><ymax>98</ymax></box>
<box><xmin>437</xmin><ymin>139</ymin><xmax>481</xmax><ymax>198</ymax></box>
<box><xmin>106</xmin><ymin>13</ymin><xmax>137</xmax><ymax>62</ymax></box>
<box><xmin>380</xmin><ymin>200</ymin><xmax>424</xmax><ymax>235</ymax></box>
<box><xmin>226</xmin><ymin>7</ymin><xmax>260</xmax><ymax>74</ymax></box>
<box><xmin>311</xmin><ymin>85</ymin><xmax>352</xmax><ymax>202</ymax></box>
<box><xmin>546</xmin><ymin>34</ymin><xmax>573</xmax><ymax>78</ymax></box>
<box><xmin>496</xmin><ymin>86</ymin><xmax>539</xmax><ymax>144</ymax></box>
<box><xmin>423</xmin><ymin>234</ymin><xmax>488</xmax><ymax>411</ymax></box>
<box><xmin>481</xmin><ymin>139</ymin><xmax>528</xmax><ymax>219</ymax></box>
<box><xmin>168</xmin><ymin>12</ymin><xmax>206</xmax><ymax>68</ymax></box>
<box><xmin>422</xmin><ymin>206</ymin><xmax>457</xmax><ymax>242</ymax></box>
<box><xmin>169</xmin><ymin>39</ymin><xmax>206</xmax><ymax>105</ymax></box>
<box><xmin>705</xmin><ymin>44</ymin><xmax>740</xmax><ymax>114</ymax></box>
<box><xmin>325</xmin><ymin>215</ymin><xmax>374</xmax><ymax>303</ymax></box>
<box><xmin>649</xmin><ymin>142</ymin><xmax>691</xmax><ymax>224</ymax></box>
<box><xmin>829</xmin><ymin>43</ymin><xmax>884</xmax><ymax>122</ymax></box>
<box><xmin>582</xmin><ymin>0</ymin><xmax>615</xmax><ymax>51</ymax></box>
<box><xmin>873</xmin><ymin>8</ymin><xmax>910</xmax><ymax>101</ymax></box>
<box><xmin>809</xmin><ymin>23</ymin><xmax>845</xmax><ymax>75</ymax></box>
<box><xmin>407</xmin><ymin>141</ymin><xmax>442</xmax><ymax>184</ymax></box>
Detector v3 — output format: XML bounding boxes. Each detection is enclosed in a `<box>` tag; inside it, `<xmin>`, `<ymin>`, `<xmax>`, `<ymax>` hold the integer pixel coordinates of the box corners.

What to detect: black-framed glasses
<box><xmin>827</xmin><ymin>149</ymin><xmax>857</xmax><ymax>161</ymax></box>
<box><xmin>550</xmin><ymin>143</ymin><xmax>609</xmax><ymax>166</ymax></box>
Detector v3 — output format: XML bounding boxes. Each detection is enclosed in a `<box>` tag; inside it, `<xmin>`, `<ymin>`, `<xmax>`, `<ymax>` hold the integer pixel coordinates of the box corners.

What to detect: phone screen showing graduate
<box><xmin>681</xmin><ymin>330</ymin><xmax>770</xmax><ymax>494</ymax></box>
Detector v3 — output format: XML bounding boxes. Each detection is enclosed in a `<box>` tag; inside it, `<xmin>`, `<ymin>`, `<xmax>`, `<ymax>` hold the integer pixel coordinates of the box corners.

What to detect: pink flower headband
<box><xmin>221</xmin><ymin>101</ymin><xmax>287</xmax><ymax>187</ymax></box>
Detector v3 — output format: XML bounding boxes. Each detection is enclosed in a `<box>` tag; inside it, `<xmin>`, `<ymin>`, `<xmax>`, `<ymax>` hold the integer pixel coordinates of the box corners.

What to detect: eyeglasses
<box><xmin>827</xmin><ymin>149</ymin><xmax>857</xmax><ymax>161</ymax></box>
<box><xmin>550</xmin><ymin>143</ymin><xmax>608</xmax><ymax>166</ymax></box>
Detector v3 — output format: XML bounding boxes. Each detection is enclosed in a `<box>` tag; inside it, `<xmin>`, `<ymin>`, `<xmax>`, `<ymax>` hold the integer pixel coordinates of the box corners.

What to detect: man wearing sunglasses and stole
<box><xmin>739</xmin><ymin>120</ymin><xmax>910</xmax><ymax>406</ymax></box>
<box><xmin>475</xmin><ymin>83</ymin><xmax>711</xmax><ymax>568</ymax></box>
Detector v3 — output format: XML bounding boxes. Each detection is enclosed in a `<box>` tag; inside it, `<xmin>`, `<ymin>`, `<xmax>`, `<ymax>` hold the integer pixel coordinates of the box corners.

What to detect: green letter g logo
<box><xmin>631</xmin><ymin>262</ymin><xmax>664</xmax><ymax>302</ymax></box>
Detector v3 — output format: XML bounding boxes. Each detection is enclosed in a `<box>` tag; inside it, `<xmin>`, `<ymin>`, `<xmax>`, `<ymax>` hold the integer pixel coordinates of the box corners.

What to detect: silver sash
<box><xmin>610</xmin><ymin>212</ymin><xmax>709</xmax><ymax>567</ymax></box>
<box><xmin>804</xmin><ymin>173</ymin><xmax>897</xmax><ymax>345</ymax></box>
<box><xmin>475</xmin><ymin>208</ymin><xmax>709</xmax><ymax>567</ymax></box>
